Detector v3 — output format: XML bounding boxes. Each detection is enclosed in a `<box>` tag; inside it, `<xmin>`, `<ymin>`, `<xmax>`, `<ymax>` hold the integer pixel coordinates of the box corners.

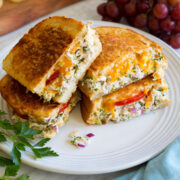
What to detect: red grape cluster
<box><xmin>97</xmin><ymin>0</ymin><xmax>180</xmax><ymax>49</ymax></box>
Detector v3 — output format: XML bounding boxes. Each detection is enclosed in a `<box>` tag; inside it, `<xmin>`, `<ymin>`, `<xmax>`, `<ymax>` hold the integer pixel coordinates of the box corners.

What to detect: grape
<box><xmin>160</xmin><ymin>17</ymin><xmax>175</xmax><ymax>31</ymax></box>
<box><xmin>126</xmin><ymin>16</ymin><xmax>135</xmax><ymax>25</ymax></box>
<box><xmin>97</xmin><ymin>3</ymin><xmax>107</xmax><ymax>16</ymax></box>
<box><xmin>153</xmin><ymin>4</ymin><xmax>168</xmax><ymax>19</ymax></box>
<box><xmin>102</xmin><ymin>16</ymin><xmax>114</xmax><ymax>22</ymax></box>
<box><xmin>150</xmin><ymin>30</ymin><xmax>162</xmax><ymax>37</ymax></box>
<box><xmin>157</xmin><ymin>0</ymin><xmax>168</xmax><ymax>5</ymax></box>
<box><xmin>169</xmin><ymin>0</ymin><xmax>180</xmax><ymax>6</ymax></box>
<box><xmin>148</xmin><ymin>16</ymin><xmax>160</xmax><ymax>31</ymax></box>
<box><xmin>171</xmin><ymin>4</ymin><xmax>180</xmax><ymax>20</ymax></box>
<box><xmin>124</xmin><ymin>1</ymin><xmax>136</xmax><ymax>16</ymax></box>
<box><xmin>175</xmin><ymin>21</ymin><xmax>180</xmax><ymax>32</ymax></box>
<box><xmin>106</xmin><ymin>2</ymin><xmax>120</xmax><ymax>18</ymax></box>
<box><xmin>136</xmin><ymin>2</ymin><xmax>149</xmax><ymax>13</ymax></box>
<box><xmin>134</xmin><ymin>14</ymin><xmax>147</xmax><ymax>28</ymax></box>
<box><xmin>170</xmin><ymin>33</ymin><xmax>180</xmax><ymax>48</ymax></box>
<box><xmin>160</xmin><ymin>32</ymin><xmax>170</xmax><ymax>43</ymax></box>
<box><xmin>116</xmin><ymin>0</ymin><xmax>128</xmax><ymax>3</ymax></box>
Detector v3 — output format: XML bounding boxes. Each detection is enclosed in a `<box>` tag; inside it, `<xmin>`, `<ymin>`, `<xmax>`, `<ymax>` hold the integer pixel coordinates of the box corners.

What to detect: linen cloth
<box><xmin>114</xmin><ymin>136</ymin><xmax>180</xmax><ymax>180</ymax></box>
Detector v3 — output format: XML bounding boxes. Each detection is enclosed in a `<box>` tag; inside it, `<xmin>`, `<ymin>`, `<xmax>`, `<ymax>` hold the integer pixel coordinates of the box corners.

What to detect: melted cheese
<box><xmin>145</xmin><ymin>93</ymin><xmax>153</xmax><ymax>108</ymax></box>
<box><xmin>102</xmin><ymin>51</ymin><xmax>158</xmax><ymax>82</ymax></box>
<box><xmin>57</xmin><ymin>56</ymin><xmax>74</xmax><ymax>75</ymax></box>
<box><xmin>69</xmin><ymin>41</ymin><xmax>81</xmax><ymax>54</ymax></box>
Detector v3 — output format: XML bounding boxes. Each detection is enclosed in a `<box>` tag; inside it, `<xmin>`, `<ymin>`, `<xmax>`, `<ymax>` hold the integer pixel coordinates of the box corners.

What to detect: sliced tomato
<box><xmin>46</xmin><ymin>70</ymin><xmax>60</xmax><ymax>85</ymax></box>
<box><xmin>58</xmin><ymin>99</ymin><xmax>71</xmax><ymax>114</ymax></box>
<box><xmin>115</xmin><ymin>92</ymin><xmax>146</xmax><ymax>106</ymax></box>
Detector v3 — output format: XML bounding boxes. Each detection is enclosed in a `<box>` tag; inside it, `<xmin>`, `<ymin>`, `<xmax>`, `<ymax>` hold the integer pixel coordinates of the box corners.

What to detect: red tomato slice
<box><xmin>46</xmin><ymin>70</ymin><xmax>60</xmax><ymax>85</ymax></box>
<box><xmin>115</xmin><ymin>92</ymin><xmax>146</xmax><ymax>106</ymax></box>
<box><xmin>58</xmin><ymin>99</ymin><xmax>71</xmax><ymax>114</ymax></box>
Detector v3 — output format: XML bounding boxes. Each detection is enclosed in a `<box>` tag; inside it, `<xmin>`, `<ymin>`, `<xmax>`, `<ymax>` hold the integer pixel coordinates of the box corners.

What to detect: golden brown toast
<box><xmin>0</xmin><ymin>75</ymin><xmax>79</xmax><ymax>124</ymax></box>
<box><xmin>3</xmin><ymin>16</ymin><xmax>102</xmax><ymax>103</ymax></box>
<box><xmin>80</xmin><ymin>75</ymin><xmax>170</xmax><ymax>125</ymax></box>
<box><xmin>79</xmin><ymin>26</ymin><xmax>168</xmax><ymax>100</ymax></box>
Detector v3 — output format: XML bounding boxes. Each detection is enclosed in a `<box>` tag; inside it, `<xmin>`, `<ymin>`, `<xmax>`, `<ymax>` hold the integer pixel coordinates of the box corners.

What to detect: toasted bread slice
<box><xmin>0</xmin><ymin>75</ymin><xmax>80</xmax><ymax>138</ymax></box>
<box><xmin>79</xmin><ymin>26</ymin><xmax>168</xmax><ymax>100</ymax></box>
<box><xmin>80</xmin><ymin>75</ymin><xmax>170</xmax><ymax>125</ymax></box>
<box><xmin>3</xmin><ymin>16</ymin><xmax>102</xmax><ymax>103</ymax></box>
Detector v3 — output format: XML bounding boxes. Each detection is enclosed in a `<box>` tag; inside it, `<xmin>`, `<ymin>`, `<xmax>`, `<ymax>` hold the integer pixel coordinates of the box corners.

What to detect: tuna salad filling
<box><xmin>81</xmin><ymin>52</ymin><xmax>166</xmax><ymax>99</ymax></box>
<box><xmin>43</xmin><ymin>25</ymin><xmax>100</xmax><ymax>103</ymax></box>
<box><xmin>89</xmin><ymin>88</ymin><xmax>169</xmax><ymax>125</ymax></box>
<box><xmin>9</xmin><ymin>93</ymin><xmax>80</xmax><ymax>138</ymax></box>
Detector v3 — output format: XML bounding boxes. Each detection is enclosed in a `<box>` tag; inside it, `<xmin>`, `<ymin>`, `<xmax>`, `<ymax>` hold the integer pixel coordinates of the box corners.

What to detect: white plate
<box><xmin>0</xmin><ymin>20</ymin><xmax>180</xmax><ymax>175</ymax></box>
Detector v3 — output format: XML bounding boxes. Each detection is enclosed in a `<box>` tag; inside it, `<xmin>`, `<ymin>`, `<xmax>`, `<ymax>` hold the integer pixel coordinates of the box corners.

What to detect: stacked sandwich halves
<box><xmin>0</xmin><ymin>17</ymin><xmax>170</xmax><ymax>138</ymax></box>
<box><xmin>79</xmin><ymin>27</ymin><xmax>170</xmax><ymax>125</ymax></box>
<box><xmin>0</xmin><ymin>16</ymin><xmax>102</xmax><ymax>138</ymax></box>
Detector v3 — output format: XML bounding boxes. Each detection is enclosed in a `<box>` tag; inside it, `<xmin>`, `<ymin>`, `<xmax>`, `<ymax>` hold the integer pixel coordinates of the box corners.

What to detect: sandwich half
<box><xmin>0</xmin><ymin>75</ymin><xmax>80</xmax><ymax>138</ymax></box>
<box><xmin>79</xmin><ymin>26</ymin><xmax>168</xmax><ymax>100</ymax></box>
<box><xmin>3</xmin><ymin>16</ymin><xmax>102</xmax><ymax>103</ymax></box>
<box><xmin>81</xmin><ymin>75</ymin><xmax>170</xmax><ymax>125</ymax></box>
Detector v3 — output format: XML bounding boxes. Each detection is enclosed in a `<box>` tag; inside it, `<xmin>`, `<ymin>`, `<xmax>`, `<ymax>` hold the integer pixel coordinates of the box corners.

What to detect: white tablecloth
<box><xmin>0</xmin><ymin>0</ymin><xmax>179</xmax><ymax>179</ymax></box>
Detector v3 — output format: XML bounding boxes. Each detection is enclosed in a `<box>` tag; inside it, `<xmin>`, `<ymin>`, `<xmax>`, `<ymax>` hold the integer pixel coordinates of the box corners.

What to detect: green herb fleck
<box><xmin>83</xmin><ymin>46</ymin><xmax>90</xmax><ymax>52</ymax></box>
<box><xmin>71</xmin><ymin>136</ymin><xmax>82</xmax><ymax>145</ymax></box>
<box><xmin>75</xmin><ymin>49</ymin><xmax>81</xmax><ymax>58</ymax></box>
<box><xmin>57</xmin><ymin>61</ymin><xmax>63</xmax><ymax>67</ymax></box>
<box><xmin>86</xmin><ymin>77</ymin><xmax>93</xmax><ymax>80</ymax></box>
<box><xmin>139</xmin><ymin>101</ymin><xmax>144</xmax><ymax>107</ymax></box>
<box><xmin>158</xmin><ymin>87</ymin><xmax>163</xmax><ymax>91</ymax></box>
<box><xmin>94</xmin><ymin>88</ymin><xmax>98</xmax><ymax>91</ymax></box>
<box><xmin>79</xmin><ymin>58</ymin><xmax>85</xmax><ymax>63</ymax></box>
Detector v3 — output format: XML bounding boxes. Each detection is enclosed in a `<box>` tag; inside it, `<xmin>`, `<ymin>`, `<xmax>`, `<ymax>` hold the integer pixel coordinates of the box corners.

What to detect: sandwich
<box><xmin>0</xmin><ymin>75</ymin><xmax>80</xmax><ymax>138</ymax></box>
<box><xmin>79</xmin><ymin>26</ymin><xmax>168</xmax><ymax>100</ymax></box>
<box><xmin>80</xmin><ymin>75</ymin><xmax>170</xmax><ymax>125</ymax></box>
<box><xmin>2</xmin><ymin>16</ymin><xmax>102</xmax><ymax>103</ymax></box>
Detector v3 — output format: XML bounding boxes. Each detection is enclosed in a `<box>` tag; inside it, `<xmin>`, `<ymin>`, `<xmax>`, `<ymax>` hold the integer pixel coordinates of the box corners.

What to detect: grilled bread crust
<box><xmin>89</xmin><ymin>27</ymin><xmax>167</xmax><ymax>72</ymax></box>
<box><xmin>79</xmin><ymin>26</ymin><xmax>168</xmax><ymax>100</ymax></box>
<box><xmin>3</xmin><ymin>16</ymin><xmax>85</xmax><ymax>93</ymax></box>
<box><xmin>0</xmin><ymin>75</ymin><xmax>79</xmax><ymax>123</ymax></box>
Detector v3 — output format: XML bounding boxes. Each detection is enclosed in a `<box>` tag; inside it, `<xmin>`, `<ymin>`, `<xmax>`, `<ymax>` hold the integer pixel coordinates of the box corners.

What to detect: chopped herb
<box><xmin>156</xmin><ymin>100</ymin><xmax>160</xmax><ymax>104</ymax></box>
<box><xmin>94</xmin><ymin>88</ymin><xmax>98</xmax><ymax>91</ymax></box>
<box><xmin>79</xmin><ymin>58</ymin><xmax>85</xmax><ymax>63</ymax></box>
<box><xmin>57</xmin><ymin>61</ymin><xmax>63</xmax><ymax>67</ymax></box>
<box><xmin>133</xmin><ymin>67</ymin><xmax>137</xmax><ymax>73</ymax></box>
<box><xmin>75</xmin><ymin>49</ymin><xmax>81</xmax><ymax>58</ymax></box>
<box><xmin>73</xmin><ymin>65</ymin><xmax>79</xmax><ymax>73</ymax></box>
<box><xmin>83</xmin><ymin>46</ymin><xmax>90</xmax><ymax>52</ymax></box>
<box><xmin>153</xmin><ymin>53</ymin><xmax>163</xmax><ymax>61</ymax></box>
<box><xmin>158</xmin><ymin>87</ymin><xmax>163</xmax><ymax>91</ymax></box>
<box><xmin>71</xmin><ymin>136</ymin><xmax>82</xmax><ymax>145</ymax></box>
<box><xmin>56</xmin><ymin>113</ymin><xmax>62</xmax><ymax>119</ymax></box>
<box><xmin>86</xmin><ymin>77</ymin><xmax>93</xmax><ymax>80</ymax></box>
<box><xmin>139</xmin><ymin>101</ymin><xmax>144</xmax><ymax>107</ymax></box>
<box><xmin>153</xmin><ymin>65</ymin><xmax>157</xmax><ymax>71</ymax></box>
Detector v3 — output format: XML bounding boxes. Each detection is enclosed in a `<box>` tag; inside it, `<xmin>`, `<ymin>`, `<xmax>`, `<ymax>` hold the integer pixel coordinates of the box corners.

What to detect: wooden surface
<box><xmin>0</xmin><ymin>0</ymin><xmax>81</xmax><ymax>36</ymax></box>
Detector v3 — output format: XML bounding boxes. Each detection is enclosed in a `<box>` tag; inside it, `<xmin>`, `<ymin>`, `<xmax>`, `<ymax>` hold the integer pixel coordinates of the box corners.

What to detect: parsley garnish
<box><xmin>0</xmin><ymin>111</ymin><xmax>58</xmax><ymax>179</ymax></box>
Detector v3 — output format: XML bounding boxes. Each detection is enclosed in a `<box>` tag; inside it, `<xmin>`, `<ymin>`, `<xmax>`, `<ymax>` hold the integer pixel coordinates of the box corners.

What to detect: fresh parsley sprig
<box><xmin>0</xmin><ymin>110</ymin><xmax>59</xmax><ymax>180</ymax></box>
